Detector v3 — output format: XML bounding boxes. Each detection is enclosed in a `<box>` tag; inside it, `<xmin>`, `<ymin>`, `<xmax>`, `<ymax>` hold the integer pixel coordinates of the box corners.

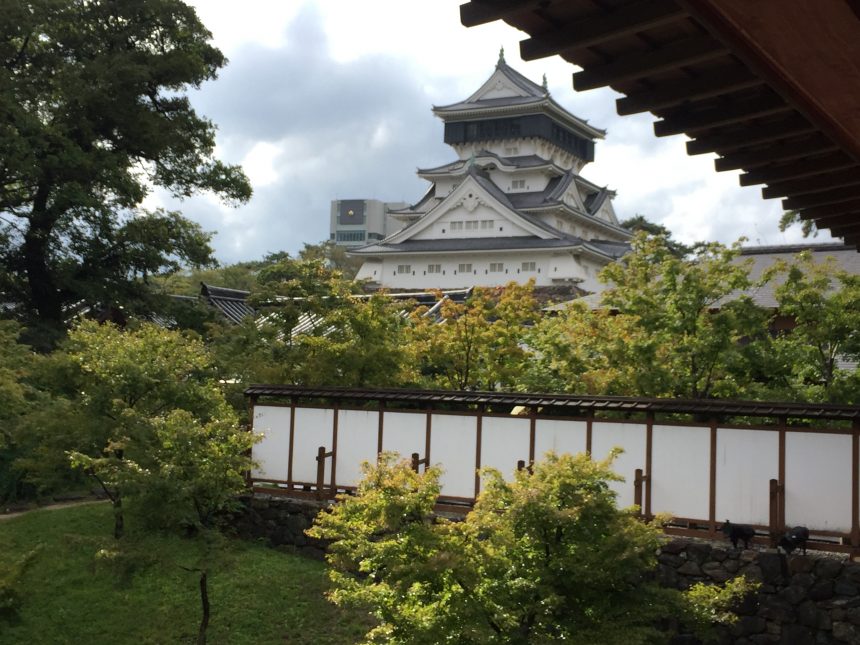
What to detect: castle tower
<box><xmin>350</xmin><ymin>55</ymin><xmax>631</xmax><ymax>293</ymax></box>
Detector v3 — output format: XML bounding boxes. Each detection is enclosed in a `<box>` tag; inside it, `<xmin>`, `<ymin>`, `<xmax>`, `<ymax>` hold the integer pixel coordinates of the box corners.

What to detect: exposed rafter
<box><xmin>618</xmin><ymin>65</ymin><xmax>760</xmax><ymax>116</ymax></box>
<box><xmin>738</xmin><ymin>154</ymin><xmax>857</xmax><ymax>187</ymax></box>
<box><xmin>572</xmin><ymin>36</ymin><xmax>726</xmax><ymax>91</ymax></box>
<box><xmin>762</xmin><ymin>168</ymin><xmax>860</xmax><ymax>199</ymax></box>
<box><xmin>520</xmin><ymin>0</ymin><xmax>687</xmax><ymax>60</ymax></box>
<box><xmin>654</xmin><ymin>92</ymin><xmax>790</xmax><ymax>137</ymax></box>
<box><xmin>714</xmin><ymin>135</ymin><xmax>837</xmax><ymax>172</ymax></box>
<box><xmin>686</xmin><ymin>116</ymin><xmax>815</xmax><ymax>156</ymax></box>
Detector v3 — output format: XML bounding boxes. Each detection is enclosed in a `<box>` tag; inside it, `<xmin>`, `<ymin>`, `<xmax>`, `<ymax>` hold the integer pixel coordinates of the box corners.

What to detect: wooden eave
<box><xmin>459</xmin><ymin>0</ymin><xmax>860</xmax><ymax>250</ymax></box>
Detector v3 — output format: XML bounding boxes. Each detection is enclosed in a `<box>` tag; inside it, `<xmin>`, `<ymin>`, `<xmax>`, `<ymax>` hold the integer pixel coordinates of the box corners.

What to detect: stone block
<box><xmin>703</xmin><ymin>561</ymin><xmax>732</xmax><ymax>582</ymax></box>
<box><xmin>678</xmin><ymin>561</ymin><xmax>703</xmax><ymax>576</ymax></box>
<box><xmin>792</xmin><ymin>573</ymin><xmax>817</xmax><ymax>588</ymax></box>
<box><xmin>833</xmin><ymin>581</ymin><xmax>858</xmax><ymax>597</ymax></box>
<box><xmin>732</xmin><ymin>615</ymin><xmax>767</xmax><ymax>636</ymax></box>
<box><xmin>817</xmin><ymin>559</ymin><xmax>844</xmax><ymax>580</ymax></box>
<box><xmin>832</xmin><ymin>621</ymin><xmax>860</xmax><ymax>643</ymax></box>
<box><xmin>780</xmin><ymin>623</ymin><xmax>815</xmax><ymax>645</ymax></box>
<box><xmin>758</xmin><ymin>552</ymin><xmax>789</xmax><ymax>585</ymax></box>
<box><xmin>711</xmin><ymin>547</ymin><xmax>728</xmax><ymax>562</ymax></box>
<box><xmin>687</xmin><ymin>542</ymin><xmax>712</xmax><ymax>564</ymax></box>
<box><xmin>724</xmin><ymin>559</ymin><xmax>741</xmax><ymax>573</ymax></box>
<box><xmin>781</xmin><ymin>585</ymin><xmax>808</xmax><ymax>605</ymax></box>
<box><xmin>789</xmin><ymin>556</ymin><xmax>816</xmax><ymax>575</ymax></box>
<box><xmin>810</xmin><ymin>581</ymin><xmax>835</xmax><ymax>601</ymax></box>
<box><xmin>758</xmin><ymin>596</ymin><xmax>796</xmax><ymax>624</ymax></box>
<box><xmin>663</xmin><ymin>539</ymin><xmax>688</xmax><ymax>554</ymax></box>
<box><xmin>797</xmin><ymin>601</ymin><xmax>824</xmax><ymax>628</ymax></box>
<box><xmin>842</xmin><ymin>564</ymin><xmax>860</xmax><ymax>586</ymax></box>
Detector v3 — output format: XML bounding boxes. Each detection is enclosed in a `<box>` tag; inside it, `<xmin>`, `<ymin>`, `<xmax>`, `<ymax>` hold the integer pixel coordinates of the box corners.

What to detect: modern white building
<box><xmin>330</xmin><ymin>199</ymin><xmax>408</xmax><ymax>247</ymax></box>
<box><xmin>350</xmin><ymin>53</ymin><xmax>631</xmax><ymax>293</ymax></box>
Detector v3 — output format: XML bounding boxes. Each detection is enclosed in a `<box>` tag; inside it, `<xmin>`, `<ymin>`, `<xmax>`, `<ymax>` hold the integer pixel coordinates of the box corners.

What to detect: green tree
<box><xmin>64</xmin><ymin>321</ymin><xmax>224</xmax><ymax>538</ymax></box>
<box><xmin>528</xmin><ymin>234</ymin><xmax>771</xmax><ymax>399</ymax></box>
<box><xmin>127</xmin><ymin>407</ymin><xmax>258</xmax><ymax>645</ymax></box>
<box><xmin>408</xmin><ymin>282</ymin><xmax>539</xmax><ymax>391</ymax></box>
<box><xmin>767</xmin><ymin>252</ymin><xmax>860</xmax><ymax>403</ymax></box>
<box><xmin>621</xmin><ymin>215</ymin><xmax>693</xmax><ymax>257</ymax></box>
<box><xmin>0</xmin><ymin>0</ymin><xmax>251</xmax><ymax>348</ymax></box>
<box><xmin>309</xmin><ymin>452</ymin><xmax>749</xmax><ymax>644</ymax></box>
<box><xmin>0</xmin><ymin>321</ymin><xmax>41</xmax><ymax>501</ymax></box>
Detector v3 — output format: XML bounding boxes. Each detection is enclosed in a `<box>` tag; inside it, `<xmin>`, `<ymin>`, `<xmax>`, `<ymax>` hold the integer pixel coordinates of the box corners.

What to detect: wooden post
<box><xmin>377</xmin><ymin>400</ymin><xmax>385</xmax><ymax>457</ymax></box>
<box><xmin>474</xmin><ymin>404</ymin><xmax>484</xmax><ymax>499</ymax></box>
<box><xmin>778</xmin><ymin>416</ymin><xmax>786</xmax><ymax>535</ymax></box>
<box><xmin>585</xmin><ymin>411</ymin><xmax>593</xmax><ymax>457</ymax></box>
<box><xmin>769</xmin><ymin>478</ymin><xmax>780</xmax><ymax>547</ymax></box>
<box><xmin>634</xmin><ymin>468</ymin><xmax>644</xmax><ymax>518</ymax></box>
<box><xmin>528</xmin><ymin>408</ymin><xmax>536</xmax><ymax>467</ymax></box>
<box><xmin>708</xmin><ymin>418</ymin><xmax>718</xmax><ymax>536</ymax></box>
<box><xmin>852</xmin><ymin>420</ymin><xmax>859</xmax><ymax>553</ymax></box>
<box><xmin>645</xmin><ymin>412</ymin><xmax>654</xmax><ymax>520</ymax></box>
<box><xmin>330</xmin><ymin>405</ymin><xmax>339</xmax><ymax>494</ymax></box>
<box><xmin>316</xmin><ymin>446</ymin><xmax>327</xmax><ymax>499</ymax></box>
<box><xmin>287</xmin><ymin>397</ymin><xmax>296</xmax><ymax>489</ymax></box>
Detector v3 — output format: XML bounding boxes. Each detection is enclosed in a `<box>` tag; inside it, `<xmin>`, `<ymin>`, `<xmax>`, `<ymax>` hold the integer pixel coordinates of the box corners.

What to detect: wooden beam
<box><xmin>714</xmin><ymin>135</ymin><xmax>837</xmax><ymax>172</ymax></box>
<box><xmin>797</xmin><ymin>198</ymin><xmax>860</xmax><ymax>220</ymax></box>
<box><xmin>655</xmin><ymin>92</ymin><xmax>790</xmax><ymax>137</ymax></box>
<box><xmin>828</xmin><ymin>221</ymin><xmax>860</xmax><ymax>237</ymax></box>
<box><xmin>520</xmin><ymin>0</ymin><xmax>686</xmax><ymax>61</ymax></box>
<box><xmin>738</xmin><ymin>153</ymin><xmax>856</xmax><ymax>186</ymax></box>
<box><xmin>762</xmin><ymin>168</ymin><xmax>860</xmax><ymax>199</ymax></box>
<box><xmin>573</xmin><ymin>35</ymin><xmax>726</xmax><ymax>91</ymax></box>
<box><xmin>802</xmin><ymin>211</ymin><xmax>860</xmax><ymax>229</ymax></box>
<box><xmin>460</xmin><ymin>0</ymin><xmax>542</xmax><ymax>28</ymax></box>
<box><xmin>798</xmin><ymin>211</ymin><xmax>860</xmax><ymax>229</ymax></box>
<box><xmin>686</xmin><ymin>115</ymin><xmax>815</xmax><ymax>155</ymax></box>
<box><xmin>618</xmin><ymin>65</ymin><xmax>760</xmax><ymax>116</ymax></box>
<box><xmin>783</xmin><ymin>186</ymin><xmax>860</xmax><ymax>211</ymax></box>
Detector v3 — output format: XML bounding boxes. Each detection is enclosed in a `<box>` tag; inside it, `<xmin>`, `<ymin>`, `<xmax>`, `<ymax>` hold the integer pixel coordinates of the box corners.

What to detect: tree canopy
<box><xmin>0</xmin><ymin>0</ymin><xmax>250</xmax><ymax>348</ymax></box>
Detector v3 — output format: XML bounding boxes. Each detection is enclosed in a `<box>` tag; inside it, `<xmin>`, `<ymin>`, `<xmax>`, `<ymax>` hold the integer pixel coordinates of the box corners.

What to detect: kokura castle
<box><xmin>350</xmin><ymin>52</ymin><xmax>631</xmax><ymax>294</ymax></box>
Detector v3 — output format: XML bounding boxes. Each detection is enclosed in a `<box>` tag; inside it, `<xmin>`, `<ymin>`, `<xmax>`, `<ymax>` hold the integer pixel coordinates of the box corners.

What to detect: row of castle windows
<box><xmin>394</xmin><ymin>261</ymin><xmax>539</xmax><ymax>276</ymax></box>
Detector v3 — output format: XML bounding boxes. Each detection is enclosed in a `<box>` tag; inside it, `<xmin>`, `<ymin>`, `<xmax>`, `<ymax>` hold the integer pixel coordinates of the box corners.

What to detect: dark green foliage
<box><xmin>310</xmin><ymin>452</ymin><xmax>749</xmax><ymax>644</ymax></box>
<box><xmin>0</xmin><ymin>0</ymin><xmax>251</xmax><ymax>348</ymax></box>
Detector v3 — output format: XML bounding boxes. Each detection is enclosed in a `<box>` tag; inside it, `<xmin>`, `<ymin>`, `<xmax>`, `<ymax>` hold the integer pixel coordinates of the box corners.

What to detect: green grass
<box><xmin>0</xmin><ymin>503</ymin><xmax>371</xmax><ymax>644</ymax></box>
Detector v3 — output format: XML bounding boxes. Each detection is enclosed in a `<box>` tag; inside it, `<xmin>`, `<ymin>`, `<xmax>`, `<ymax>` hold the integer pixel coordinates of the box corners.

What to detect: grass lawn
<box><xmin>0</xmin><ymin>502</ymin><xmax>371</xmax><ymax>644</ymax></box>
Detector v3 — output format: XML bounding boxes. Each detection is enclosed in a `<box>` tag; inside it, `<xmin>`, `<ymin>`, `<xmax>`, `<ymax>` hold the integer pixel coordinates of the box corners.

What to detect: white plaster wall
<box><xmin>292</xmin><ymin>407</ymin><xmax>335</xmax><ymax>485</ymax></box>
<box><xmin>590</xmin><ymin>421</ymin><xmax>647</xmax><ymax>509</ymax></box>
<box><xmin>715</xmin><ymin>428</ymin><xmax>779</xmax><ymax>526</ymax></box>
<box><xmin>651</xmin><ymin>425</ymin><xmax>711</xmax><ymax>520</ymax></box>
<box><xmin>785</xmin><ymin>432</ymin><xmax>852</xmax><ymax>531</ymax></box>
<box><xmin>534</xmin><ymin>419</ymin><xmax>588</xmax><ymax>459</ymax></box>
<box><xmin>360</xmin><ymin>252</ymin><xmax>591</xmax><ymax>290</ymax></box>
<box><xmin>380</xmin><ymin>411</ymin><xmax>427</xmax><ymax>463</ymax></box>
<box><xmin>412</xmin><ymin>205</ymin><xmax>531</xmax><ymax>240</ymax></box>
<box><xmin>335</xmin><ymin>409</ymin><xmax>382</xmax><ymax>488</ymax></box>
<box><xmin>480</xmin><ymin>416</ymin><xmax>531</xmax><ymax>483</ymax></box>
<box><xmin>250</xmin><ymin>405</ymin><xmax>292</xmax><ymax>482</ymax></box>
<box><xmin>431</xmin><ymin>414</ymin><xmax>478</xmax><ymax>499</ymax></box>
<box><xmin>253</xmin><ymin>405</ymin><xmax>858</xmax><ymax>535</ymax></box>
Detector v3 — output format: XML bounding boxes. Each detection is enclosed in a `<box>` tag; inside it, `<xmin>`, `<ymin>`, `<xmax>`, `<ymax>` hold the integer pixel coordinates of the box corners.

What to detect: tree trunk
<box><xmin>197</xmin><ymin>570</ymin><xmax>210</xmax><ymax>645</ymax></box>
<box><xmin>113</xmin><ymin>494</ymin><xmax>124</xmax><ymax>540</ymax></box>
<box><xmin>22</xmin><ymin>183</ymin><xmax>64</xmax><ymax>345</ymax></box>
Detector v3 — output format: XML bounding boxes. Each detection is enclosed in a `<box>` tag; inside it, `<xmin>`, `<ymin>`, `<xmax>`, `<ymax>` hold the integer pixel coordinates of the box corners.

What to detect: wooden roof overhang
<box><xmin>245</xmin><ymin>384</ymin><xmax>860</xmax><ymax>421</ymax></box>
<box><xmin>459</xmin><ymin>0</ymin><xmax>860</xmax><ymax>249</ymax></box>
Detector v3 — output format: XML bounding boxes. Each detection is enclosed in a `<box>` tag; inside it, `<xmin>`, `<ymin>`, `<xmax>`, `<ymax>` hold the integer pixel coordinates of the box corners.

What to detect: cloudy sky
<box><xmin>150</xmin><ymin>0</ymin><xmax>831</xmax><ymax>264</ymax></box>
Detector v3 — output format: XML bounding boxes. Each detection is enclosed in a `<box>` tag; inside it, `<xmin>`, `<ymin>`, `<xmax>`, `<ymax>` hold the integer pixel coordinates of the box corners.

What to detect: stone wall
<box><xmin>235</xmin><ymin>494</ymin><xmax>860</xmax><ymax>644</ymax></box>
<box><xmin>661</xmin><ymin>537</ymin><xmax>860</xmax><ymax>645</ymax></box>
